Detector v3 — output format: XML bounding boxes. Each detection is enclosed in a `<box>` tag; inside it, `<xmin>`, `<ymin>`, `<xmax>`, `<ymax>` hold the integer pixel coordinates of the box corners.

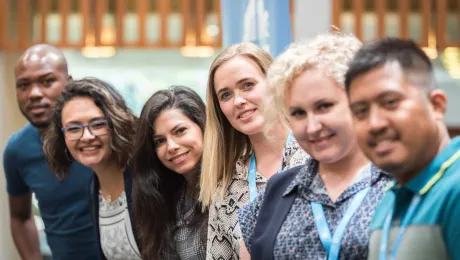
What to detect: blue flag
<box><xmin>220</xmin><ymin>0</ymin><xmax>292</xmax><ymax>57</ymax></box>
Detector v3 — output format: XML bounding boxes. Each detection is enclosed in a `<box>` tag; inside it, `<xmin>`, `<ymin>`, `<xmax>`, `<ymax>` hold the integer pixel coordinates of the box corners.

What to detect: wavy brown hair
<box><xmin>43</xmin><ymin>77</ymin><xmax>136</xmax><ymax>179</ymax></box>
<box><xmin>132</xmin><ymin>85</ymin><xmax>206</xmax><ymax>260</ymax></box>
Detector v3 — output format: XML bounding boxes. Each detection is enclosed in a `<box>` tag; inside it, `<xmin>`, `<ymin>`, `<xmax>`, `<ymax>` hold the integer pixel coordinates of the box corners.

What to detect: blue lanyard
<box><xmin>248</xmin><ymin>133</ymin><xmax>295</xmax><ymax>202</ymax></box>
<box><xmin>379</xmin><ymin>194</ymin><xmax>421</xmax><ymax>260</ymax></box>
<box><xmin>378</xmin><ymin>149</ymin><xmax>460</xmax><ymax>260</ymax></box>
<box><xmin>311</xmin><ymin>187</ymin><xmax>370</xmax><ymax>260</ymax></box>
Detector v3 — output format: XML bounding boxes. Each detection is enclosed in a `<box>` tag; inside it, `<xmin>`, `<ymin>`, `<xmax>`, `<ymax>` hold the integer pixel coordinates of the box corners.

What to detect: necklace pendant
<box><xmin>104</xmin><ymin>194</ymin><xmax>112</xmax><ymax>203</ymax></box>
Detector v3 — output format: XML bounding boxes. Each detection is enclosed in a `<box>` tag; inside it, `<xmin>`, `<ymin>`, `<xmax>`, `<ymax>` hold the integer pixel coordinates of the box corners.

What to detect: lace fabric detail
<box><xmin>99</xmin><ymin>191</ymin><xmax>141</xmax><ymax>260</ymax></box>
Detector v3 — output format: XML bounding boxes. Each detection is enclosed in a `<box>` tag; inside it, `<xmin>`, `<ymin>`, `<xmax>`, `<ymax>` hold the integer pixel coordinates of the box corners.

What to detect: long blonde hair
<box><xmin>199</xmin><ymin>42</ymin><xmax>273</xmax><ymax>207</ymax></box>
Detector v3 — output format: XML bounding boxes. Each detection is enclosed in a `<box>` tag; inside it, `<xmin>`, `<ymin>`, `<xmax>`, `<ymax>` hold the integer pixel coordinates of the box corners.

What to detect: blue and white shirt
<box><xmin>239</xmin><ymin>158</ymin><xmax>392</xmax><ymax>259</ymax></box>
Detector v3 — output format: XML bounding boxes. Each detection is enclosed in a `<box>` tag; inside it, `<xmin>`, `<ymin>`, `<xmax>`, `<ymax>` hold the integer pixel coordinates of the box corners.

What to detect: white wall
<box><xmin>294</xmin><ymin>0</ymin><xmax>332</xmax><ymax>41</ymax></box>
<box><xmin>63</xmin><ymin>49</ymin><xmax>217</xmax><ymax>115</ymax></box>
<box><xmin>0</xmin><ymin>52</ymin><xmax>22</xmax><ymax>260</ymax></box>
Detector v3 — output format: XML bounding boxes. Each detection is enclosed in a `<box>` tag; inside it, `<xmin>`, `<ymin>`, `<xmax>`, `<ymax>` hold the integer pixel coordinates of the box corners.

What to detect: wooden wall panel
<box><xmin>0</xmin><ymin>0</ymin><xmax>454</xmax><ymax>51</ymax></box>
<box><xmin>18</xmin><ymin>0</ymin><xmax>30</xmax><ymax>50</ymax></box>
<box><xmin>0</xmin><ymin>0</ymin><xmax>7</xmax><ymax>49</ymax></box>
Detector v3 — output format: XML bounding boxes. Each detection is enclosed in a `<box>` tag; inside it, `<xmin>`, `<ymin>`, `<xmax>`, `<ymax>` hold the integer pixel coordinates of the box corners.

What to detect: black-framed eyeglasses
<box><xmin>61</xmin><ymin>119</ymin><xmax>109</xmax><ymax>141</ymax></box>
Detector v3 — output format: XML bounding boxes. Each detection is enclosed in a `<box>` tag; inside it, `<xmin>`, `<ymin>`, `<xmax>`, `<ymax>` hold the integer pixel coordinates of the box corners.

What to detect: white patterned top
<box><xmin>99</xmin><ymin>191</ymin><xmax>141</xmax><ymax>260</ymax></box>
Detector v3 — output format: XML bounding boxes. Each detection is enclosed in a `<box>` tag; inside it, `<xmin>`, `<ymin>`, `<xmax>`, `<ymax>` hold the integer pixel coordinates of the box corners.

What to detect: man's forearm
<box><xmin>10</xmin><ymin>217</ymin><xmax>43</xmax><ymax>260</ymax></box>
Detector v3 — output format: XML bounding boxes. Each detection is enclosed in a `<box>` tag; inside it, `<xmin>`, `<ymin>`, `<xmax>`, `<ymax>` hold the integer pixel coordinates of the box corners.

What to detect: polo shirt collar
<box><xmin>401</xmin><ymin>137</ymin><xmax>460</xmax><ymax>194</ymax></box>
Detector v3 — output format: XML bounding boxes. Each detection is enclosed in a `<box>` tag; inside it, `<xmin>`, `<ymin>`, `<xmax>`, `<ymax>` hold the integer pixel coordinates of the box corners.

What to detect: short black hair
<box><xmin>345</xmin><ymin>37</ymin><xmax>434</xmax><ymax>92</ymax></box>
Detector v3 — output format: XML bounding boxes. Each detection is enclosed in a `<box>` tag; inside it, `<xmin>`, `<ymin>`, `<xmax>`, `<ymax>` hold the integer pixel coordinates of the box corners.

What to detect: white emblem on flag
<box><xmin>243</xmin><ymin>0</ymin><xmax>270</xmax><ymax>53</ymax></box>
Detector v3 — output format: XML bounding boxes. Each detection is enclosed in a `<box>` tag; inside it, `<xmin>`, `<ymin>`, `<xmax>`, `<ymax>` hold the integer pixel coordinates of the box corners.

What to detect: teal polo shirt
<box><xmin>368</xmin><ymin>137</ymin><xmax>460</xmax><ymax>260</ymax></box>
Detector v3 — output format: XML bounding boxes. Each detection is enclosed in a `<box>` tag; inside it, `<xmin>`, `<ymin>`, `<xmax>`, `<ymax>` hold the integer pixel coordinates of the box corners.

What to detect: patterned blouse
<box><xmin>99</xmin><ymin>191</ymin><xmax>141</xmax><ymax>260</ymax></box>
<box><xmin>238</xmin><ymin>159</ymin><xmax>392</xmax><ymax>259</ymax></box>
<box><xmin>162</xmin><ymin>193</ymin><xmax>208</xmax><ymax>260</ymax></box>
<box><xmin>206</xmin><ymin>139</ymin><xmax>309</xmax><ymax>260</ymax></box>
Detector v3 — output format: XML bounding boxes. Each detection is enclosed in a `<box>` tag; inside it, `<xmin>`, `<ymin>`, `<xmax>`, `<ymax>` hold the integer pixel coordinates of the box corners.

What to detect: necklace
<box><xmin>102</xmin><ymin>193</ymin><xmax>113</xmax><ymax>203</ymax></box>
<box><xmin>100</xmin><ymin>181</ymin><xmax>124</xmax><ymax>203</ymax></box>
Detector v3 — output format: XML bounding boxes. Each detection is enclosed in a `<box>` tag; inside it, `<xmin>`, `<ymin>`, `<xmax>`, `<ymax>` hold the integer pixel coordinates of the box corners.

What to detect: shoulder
<box><xmin>283</xmin><ymin>139</ymin><xmax>309</xmax><ymax>170</ymax></box>
<box><xmin>4</xmin><ymin>124</ymin><xmax>36</xmax><ymax>160</ymax></box>
<box><xmin>438</xmin><ymin>163</ymin><xmax>460</xmax><ymax>203</ymax></box>
<box><xmin>369</xmin><ymin>164</ymin><xmax>394</xmax><ymax>190</ymax></box>
<box><xmin>369</xmin><ymin>191</ymin><xmax>394</xmax><ymax>231</ymax></box>
<box><xmin>431</xmin><ymin>158</ymin><xmax>460</xmax><ymax>202</ymax></box>
<box><xmin>233</xmin><ymin>157</ymin><xmax>249</xmax><ymax>180</ymax></box>
<box><xmin>5</xmin><ymin>124</ymin><xmax>33</xmax><ymax>149</ymax></box>
<box><xmin>265</xmin><ymin>165</ymin><xmax>303</xmax><ymax>195</ymax></box>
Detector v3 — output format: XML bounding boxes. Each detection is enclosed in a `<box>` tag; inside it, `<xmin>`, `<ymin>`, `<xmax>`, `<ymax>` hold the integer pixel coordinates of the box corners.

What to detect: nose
<box><xmin>305</xmin><ymin>114</ymin><xmax>322</xmax><ymax>136</ymax></box>
<box><xmin>28</xmin><ymin>85</ymin><xmax>44</xmax><ymax>100</ymax></box>
<box><xmin>368</xmin><ymin>107</ymin><xmax>388</xmax><ymax>135</ymax></box>
<box><xmin>167</xmin><ymin>138</ymin><xmax>180</xmax><ymax>153</ymax></box>
<box><xmin>80</xmin><ymin>127</ymin><xmax>95</xmax><ymax>141</ymax></box>
<box><xmin>233</xmin><ymin>93</ymin><xmax>247</xmax><ymax>107</ymax></box>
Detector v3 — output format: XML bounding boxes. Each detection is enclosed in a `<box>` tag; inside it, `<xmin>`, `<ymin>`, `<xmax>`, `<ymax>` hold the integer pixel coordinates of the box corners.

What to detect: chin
<box><xmin>29</xmin><ymin>118</ymin><xmax>51</xmax><ymax>129</ymax></box>
<box><xmin>375</xmin><ymin>161</ymin><xmax>404</xmax><ymax>175</ymax></box>
<box><xmin>175</xmin><ymin>165</ymin><xmax>193</xmax><ymax>175</ymax></box>
<box><xmin>313</xmin><ymin>150</ymin><xmax>346</xmax><ymax>164</ymax></box>
<box><xmin>78</xmin><ymin>159</ymin><xmax>103</xmax><ymax>169</ymax></box>
<box><xmin>237</xmin><ymin>122</ymin><xmax>264</xmax><ymax>136</ymax></box>
<box><xmin>373</xmin><ymin>154</ymin><xmax>406</xmax><ymax>169</ymax></box>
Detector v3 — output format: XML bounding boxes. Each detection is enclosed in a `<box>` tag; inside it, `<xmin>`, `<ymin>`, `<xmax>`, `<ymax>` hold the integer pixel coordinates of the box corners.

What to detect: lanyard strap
<box><xmin>248</xmin><ymin>154</ymin><xmax>259</xmax><ymax>203</ymax></box>
<box><xmin>379</xmin><ymin>194</ymin><xmax>421</xmax><ymax>260</ymax></box>
<box><xmin>248</xmin><ymin>133</ymin><xmax>295</xmax><ymax>202</ymax></box>
<box><xmin>311</xmin><ymin>187</ymin><xmax>370</xmax><ymax>260</ymax></box>
<box><xmin>379</xmin><ymin>149</ymin><xmax>460</xmax><ymax>260</ymax></box>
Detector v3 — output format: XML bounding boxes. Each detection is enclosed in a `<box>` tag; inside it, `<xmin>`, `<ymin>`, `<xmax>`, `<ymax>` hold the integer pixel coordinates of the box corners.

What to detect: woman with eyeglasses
<box><xmin>43</xmin><ymin>78</ymin><xmax>140</xmax><ymax>260</ymax></box>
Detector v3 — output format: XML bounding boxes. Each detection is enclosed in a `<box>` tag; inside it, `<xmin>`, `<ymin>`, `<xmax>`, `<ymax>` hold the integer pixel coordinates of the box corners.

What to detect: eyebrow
<box><xmin>312</xmin><ymin>98</ymin><xmax>332</xmax><ymax>107</ymax></box>
<box><xmin>215</xmin><ymin>77</ymin><xmax>254</xmax><ymax>97</ymax></box>
<box><xmin>152</xmin><ymin>123</ymin><xmax>186</xmax><ymax>138</ymax></box>
<box><xmin>350</xmin><ymin>90</ymin><xmax>401</xmax><ymax>105</ymax></box>
<box><xmin>64</xmin><ymin>117</ymin><xmax>106</xmax><ymax>126</ymax></box>
<box><xmin>349</xmin><ymin>101</ymin><xmax>367</xmax><ymax>108</ymax></box>
<box><xmin>288</xmin><ymin>106</ymin><xmax>303</xmax><ymax>111</ymax></box>
<box><xmin>216</xmin><ymin>87</ymin><xmax>230</xmax><ymax>97</ymax></box>
<box><xmin>16</xmin><ymin>73</ymin><xmax>55</xmax><ymax>83</ymax></box>
<box><xmin>236</xmin><ymin>77</ymin><xmax>252</xmax><ymax>85</ymax></box>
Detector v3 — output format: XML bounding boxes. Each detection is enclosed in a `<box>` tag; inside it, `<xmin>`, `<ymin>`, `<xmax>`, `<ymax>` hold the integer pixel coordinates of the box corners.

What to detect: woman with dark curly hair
<box><xmin>132</xmin><ymin>85</ymin><xmax>207</xmax><ymax>260</ymax></box>
<box><xmin>43</xmin><ymin>78</ymin><xmax>140</xmax><ymax>260</ymax></box>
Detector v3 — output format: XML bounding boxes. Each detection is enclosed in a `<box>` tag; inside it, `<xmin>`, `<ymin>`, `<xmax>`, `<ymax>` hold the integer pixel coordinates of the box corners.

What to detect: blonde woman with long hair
<box><xmin>199</xmin><ymin>42</ymin><xmax>308</xmax><ymax>260</ymax></box>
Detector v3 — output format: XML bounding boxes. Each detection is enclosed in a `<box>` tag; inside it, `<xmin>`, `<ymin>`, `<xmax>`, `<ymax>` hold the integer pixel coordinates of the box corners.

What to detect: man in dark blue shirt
<box><xmin>3</xmin><ymin>44</ymin><xmax>99</xmax><ymax>260</ymax></box>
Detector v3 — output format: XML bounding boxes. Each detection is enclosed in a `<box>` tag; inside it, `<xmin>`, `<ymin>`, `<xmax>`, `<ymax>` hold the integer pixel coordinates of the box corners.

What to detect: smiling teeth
<box><xmin>81</xmin><ymin>147</ymin><xmax>98</xmax><ymax>151</ymax></box>
<box><xmin>376</xmin><ymin>140</ymin><xmax>393</xmax><ymax>146</ymax></box>
<box><xmin>240</xmin><ymin>110</ymin><xmax>254</xmax><ymax>118</ymax></box>
<box><xmin>172</xmin><ymin>153</ymin><xmax>188</xmax><ymax>163</ymax></box>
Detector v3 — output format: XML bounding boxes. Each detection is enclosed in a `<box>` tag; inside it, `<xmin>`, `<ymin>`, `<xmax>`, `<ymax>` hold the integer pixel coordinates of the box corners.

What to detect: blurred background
<box><xmin>1</xmin><ymin>0</ymin><xmax>460</xmax><ymax>258</ymax></box>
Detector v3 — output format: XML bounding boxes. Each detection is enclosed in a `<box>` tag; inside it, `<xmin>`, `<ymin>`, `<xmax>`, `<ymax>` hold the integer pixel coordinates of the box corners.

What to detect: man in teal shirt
<box><xmin>345</xmin><ymin>38</ymin><xmax>460</xmax><ymax>260</ymax></box>
<box><xmin>3</xmin><ymin>44</ymin><xmax>99</xmax><ymax>259</ymax></box>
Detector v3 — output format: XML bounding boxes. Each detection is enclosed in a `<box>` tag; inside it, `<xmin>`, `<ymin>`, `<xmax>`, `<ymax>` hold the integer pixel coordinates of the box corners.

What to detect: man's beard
<box><xmin>21</xmin><ymin>109</ymin><xmax>51</xmax><ymax>130</ymax></box>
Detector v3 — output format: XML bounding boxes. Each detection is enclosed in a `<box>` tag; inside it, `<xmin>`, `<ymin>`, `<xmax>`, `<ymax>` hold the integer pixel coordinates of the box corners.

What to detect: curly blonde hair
<box><xmin>265</xmin><ymin>32</ymin><xmax>362</xmax><ymax>129</ymax></box>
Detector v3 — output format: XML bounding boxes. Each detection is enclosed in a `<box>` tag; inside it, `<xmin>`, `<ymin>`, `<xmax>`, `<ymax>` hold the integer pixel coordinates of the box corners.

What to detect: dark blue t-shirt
<box><xmin>3</xmin><ymin>124</ymin><xmax>99</xmax><ymax>260</ymax></box>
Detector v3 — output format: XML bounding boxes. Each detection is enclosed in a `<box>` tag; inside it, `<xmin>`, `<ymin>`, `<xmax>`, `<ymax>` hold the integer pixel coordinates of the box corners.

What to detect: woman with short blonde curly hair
<box><xmin>238</xmin><ymin>33</ymin><xmax>392</xmax><ymax>260</ymax></box>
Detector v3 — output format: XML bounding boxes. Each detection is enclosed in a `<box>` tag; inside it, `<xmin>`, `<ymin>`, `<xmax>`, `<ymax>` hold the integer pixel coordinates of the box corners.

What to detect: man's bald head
<box><xmin>14</xmin><ymin>44</ymin><xmax>72</xmax><ymax>131</ymax></box>
<box><xmin>16</xmin><ymin>44</ymin><xmax>68</xmax><ymax>76</ymax></box>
